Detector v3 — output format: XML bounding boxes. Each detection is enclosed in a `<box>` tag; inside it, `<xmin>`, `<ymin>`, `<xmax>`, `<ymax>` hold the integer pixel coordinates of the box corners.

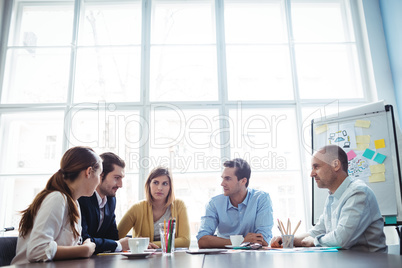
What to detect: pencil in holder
<box><xmin>159</xmin><ymin>219</ymin><xmax>176</xmax><ymax>255</ymax></box>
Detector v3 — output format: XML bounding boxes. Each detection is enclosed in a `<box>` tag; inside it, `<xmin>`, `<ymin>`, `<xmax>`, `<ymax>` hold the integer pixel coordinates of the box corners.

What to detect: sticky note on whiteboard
<box><xmin>356</xmin><ymin>135</ymin><xmax>370</xmax><ymax>144</ymax></box>
<box><xmin>355</xmin><ymin>120</ymin><xmax>371</xmax><ymax>128</ymax></box>
<box><xmin>374</xmin><ymin>139</ymin><xmax>385</xmax><ymax>149</ymax></box>
<box><xmin>355</xmin><ymin>143</ymin><xmax>369</xmax><ymax>151</ymax></box>
<box><xmin>363</xmin><ymin>148</ymin><xmax>375</xmax><ymax>159</ymax></box>
<box><xmin>369</xmin><ymin>173</ymin><xmax>385</xmax><ymax>183</ymax></box>
<box><xmin>373</xmin><ymin>153</ymin><xmax>386</xmax><ymax>164</ymax></box>
<box><xmin>369</xmin><ymin>164</ymin><xmax>385</xmax><ymax>174</ymax></box>
<box><xmin>315</xmin><ymin>124</ymin><xmax>328</xmax><ymax>134</ymax></box>
<box><xmin>347</xmin><ymin>150</ymin><xmax>357</xmax><ymax>161</ymax></box>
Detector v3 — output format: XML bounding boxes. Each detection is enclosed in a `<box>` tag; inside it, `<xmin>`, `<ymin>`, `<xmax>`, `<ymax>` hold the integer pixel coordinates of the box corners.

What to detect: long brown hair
<box><xmin>19</xmin><ymin>146</ymin><xmax>101</xmax><ymax>238</ymax></box>
<box><xmin>145</xmin><ymin>166</ymin><xmax>175</xmax><ymax>208</ymax></box>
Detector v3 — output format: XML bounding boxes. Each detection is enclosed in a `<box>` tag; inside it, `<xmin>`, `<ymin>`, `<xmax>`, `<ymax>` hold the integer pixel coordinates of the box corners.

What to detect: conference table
<box><xmin>4</xmin><ymin>248</ymin><xmax>402</xmax><ymax>268</ymax></box>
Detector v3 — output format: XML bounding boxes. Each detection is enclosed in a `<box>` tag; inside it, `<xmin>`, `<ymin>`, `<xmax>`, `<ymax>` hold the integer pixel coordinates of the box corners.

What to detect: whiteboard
<box><xmin>311</xmin><ymin>101</ymin><xmax>402</xmax><ymax>225</ymax></box>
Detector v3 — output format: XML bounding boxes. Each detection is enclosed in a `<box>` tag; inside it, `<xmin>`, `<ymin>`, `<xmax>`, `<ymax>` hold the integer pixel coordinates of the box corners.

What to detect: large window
<box><xmin>0</xmin><ymin>0</ymin><xmax>373</xmax><ymax>242</ymax></box>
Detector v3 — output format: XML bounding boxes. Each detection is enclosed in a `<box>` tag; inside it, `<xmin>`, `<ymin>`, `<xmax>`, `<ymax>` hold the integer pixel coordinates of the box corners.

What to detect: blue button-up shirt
<box><xmin>309</xmin><ymin>177</ymin><xmax>387</xmax><ymax>252</ymax></box>
<box><xmin>196</xmin><ymin>188</ymin><xmax>274</xmax><ymax>243</ymax></box>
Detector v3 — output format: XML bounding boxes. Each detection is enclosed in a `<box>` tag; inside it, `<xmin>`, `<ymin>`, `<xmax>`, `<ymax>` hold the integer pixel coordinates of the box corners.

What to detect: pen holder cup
<box><xmin>282</xmin><ymin>235</ymin><xmax>294</xmax><ymax>249</ymax></box>
<box><xmin>159</xmin><ymin>222</ymin><xmax>176</xmax><ymax>256</ymax></box>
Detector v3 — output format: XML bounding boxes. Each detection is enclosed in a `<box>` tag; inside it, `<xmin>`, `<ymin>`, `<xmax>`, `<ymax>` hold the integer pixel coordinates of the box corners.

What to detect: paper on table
<box><xmin>267</xmin><ymin>247</ymin><xmax>339</xmax><ymax>253</ymax></box>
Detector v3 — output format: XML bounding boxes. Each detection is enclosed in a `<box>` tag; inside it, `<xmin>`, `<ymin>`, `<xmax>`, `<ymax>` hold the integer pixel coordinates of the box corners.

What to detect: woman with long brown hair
<box><xmin>11</xmin><ymin>146</ymin><xmax>102</xmax><ymax>265</ymax></box>
<box><xmin>117</xmin><ymin>166</ymin><xmax>190</xmax><ymax>248</ymax></box>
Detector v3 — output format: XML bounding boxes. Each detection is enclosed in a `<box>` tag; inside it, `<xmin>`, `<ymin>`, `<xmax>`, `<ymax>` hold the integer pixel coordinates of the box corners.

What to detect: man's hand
<box><xmin>300</xmin><ymin>236</ymin><xmax>315</xmax><ymax>247</ymax></box>
<box><xmin>119</xmin><ymin>237</ymin><xmax>130</xmax><ymax>251</ymax></box>
<box><xmin>270</xmin><ymin>236</ymin><xmax>283</xmax><ymax>248</ymax></box>
<box><xmin>243</xmin><ymin>233</ymin><xmax>266</xmax><ymax>245</ymax></box>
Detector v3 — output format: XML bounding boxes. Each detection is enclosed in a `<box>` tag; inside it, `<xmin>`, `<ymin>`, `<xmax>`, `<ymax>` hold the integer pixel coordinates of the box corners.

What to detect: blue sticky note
<box><xmin>373</xmin><ymin>153</ymin><xmax>386</xmax><ymax>164</ymax></box>
<box><xmin>362</xmin><ymin>148</ymin><xmax>375</xmax><ymax>159</ymax></box>
<box><xmin>385</xmin><ymin>216</ymin><xmax>397</xmax><ymax>224</ymax></box>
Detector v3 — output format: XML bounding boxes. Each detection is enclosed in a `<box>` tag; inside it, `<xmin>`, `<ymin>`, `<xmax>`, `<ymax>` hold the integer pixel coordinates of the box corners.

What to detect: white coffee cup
<box><xmin>128</xmin><ymin>237</ymin><xmax>149</xmax><ymax>253</ymax></box>
<box><xmin>230</xmin><ymin>235</ymin><xmax>244</xmax><ymax>246</ymax></box>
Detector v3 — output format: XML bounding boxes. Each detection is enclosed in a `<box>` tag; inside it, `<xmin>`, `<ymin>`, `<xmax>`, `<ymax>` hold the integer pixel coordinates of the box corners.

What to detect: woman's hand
<box><xmin>148</xmin><ymin>242</ymin><xmax>160</xmax><ymax>249</ymax></box>
<box><xmin>81</xmin><ymin>238</ymin><xmax>96</xmax><ymax>257</ymax></box>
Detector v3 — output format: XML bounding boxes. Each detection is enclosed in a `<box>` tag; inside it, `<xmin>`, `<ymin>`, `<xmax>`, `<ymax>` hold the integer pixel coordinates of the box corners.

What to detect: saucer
<box><xmin>122</xmin><ymin>252</ymin><xmax>153</xmax><ymax>259</ymax></box>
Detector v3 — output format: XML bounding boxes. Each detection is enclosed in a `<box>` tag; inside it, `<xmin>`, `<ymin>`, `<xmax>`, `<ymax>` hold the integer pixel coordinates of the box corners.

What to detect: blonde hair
<box><xmin>144</xmin><ymin>166</ymin><xmax>175</xmax><ymax>208</ymax></box>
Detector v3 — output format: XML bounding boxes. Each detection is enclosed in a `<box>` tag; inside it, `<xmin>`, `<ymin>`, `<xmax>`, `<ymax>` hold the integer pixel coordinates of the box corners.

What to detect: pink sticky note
<box><xmin>347</xmin><ymin>150</ymin><xmax>357</xmax><ymax>161</ymax></box>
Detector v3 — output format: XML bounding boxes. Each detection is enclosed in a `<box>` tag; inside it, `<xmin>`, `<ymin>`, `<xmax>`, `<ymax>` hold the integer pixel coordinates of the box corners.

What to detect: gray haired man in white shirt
<box><xmin>271</xmin><ymin>145</ymin><xmax>387</xmax><ymax>252</ymax></box>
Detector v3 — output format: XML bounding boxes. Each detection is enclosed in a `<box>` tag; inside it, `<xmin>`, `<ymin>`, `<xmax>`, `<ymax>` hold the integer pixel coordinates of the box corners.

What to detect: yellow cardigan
<box><xmin>117</xmin><ymin>199</ymin><xmax>190</xmax><ymax>248</ymax></box>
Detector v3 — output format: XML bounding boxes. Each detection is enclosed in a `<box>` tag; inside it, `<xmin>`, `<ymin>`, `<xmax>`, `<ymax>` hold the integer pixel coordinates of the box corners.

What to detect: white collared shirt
<box><xmin>12</xmin><ymin>192</ymin><xmax>82</xmax><ymax>265</ymax></box>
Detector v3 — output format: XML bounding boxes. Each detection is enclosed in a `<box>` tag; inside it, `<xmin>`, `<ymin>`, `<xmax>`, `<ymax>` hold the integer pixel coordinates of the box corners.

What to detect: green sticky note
<box><xmin>373</xmin><ymin>153</ymin><xmax>386</xmax><ymax>164</ymax></box>
<box><xmin>363</xmin><ymin>148</ymin><xmax>375</xmax><ymax>159</ymax></box>
<box><xmin>385</xmin><ymin>216</ymin><xmax>397</xmax><ymax>225</ymax></box>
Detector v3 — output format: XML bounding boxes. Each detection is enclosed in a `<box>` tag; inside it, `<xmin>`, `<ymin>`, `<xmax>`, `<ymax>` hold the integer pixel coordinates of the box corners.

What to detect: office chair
<box><xmin>0</xmin><ymin>236</ymin><xmax>17</xmax><ymax>266</ymax></box>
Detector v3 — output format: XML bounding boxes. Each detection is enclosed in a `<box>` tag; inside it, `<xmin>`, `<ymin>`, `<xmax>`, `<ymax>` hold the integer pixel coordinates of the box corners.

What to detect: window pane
<box><xmin>229</xmin><ymin>107</ymin><xmax>300</xmax><ymax>170</ymax></box>
<box><xmin>74</xmin><ymin>47</ymin><xmax>141</xmax><ymax>102</ymax></box>
<box><xmin>115</xmin><ymin>174</ymin><xmax>140</xmax><ymax>222</ymax></box>
<box><xmin>224</xmin><ymin>0</ymin><xmax>287</xmax><ymax>44</ymax></box>
<box><xmin>150</xmin><ymin>46</ymin><xmax>218</xmax><ymax>101</ymax></box>
<box><xmin>0</xmin><ymin>112</ymin><xmax>64</xmax><ymax>174</ymax></box>
<box><xmin>150</xmin><ymin>108</ymin><xmax>222</xmax><ymax>173</ymax></box>
<box><xmin>252</xmin><ymin>172</ymin><xmax>306</xmax><ymax>234</ymax></box>
<box><xmin>2</xmin><ymin>48</ymin><xmax>70</xmax><ymax>103</ymax></box>
<box><xmin>9</xmin><ymin>3</ymin><xmax>74</xmax><ymax>46</ymax></box>
<box><xmin>173</xmin><ymin>173</ymin><xmax>222</xmax><ymax>237</ymax></box>
<box><xmin>295</xmin><ymin>44</ymin><xmax>364</xmax><ymax>99</ymax></box>
<box><xmin>291</xmin><ymin>0</ymin><xmax>355</xmax><ymax>43</ymax></box>
<box><xmin>79</xmin><ymin>2</ymin><xmax>142</xmax><ymax>46</ymax></box>
<box><xmin>68</xmin><ymin>107</ymin><xmax>141</xmax><ymax>173</ymax></box>
<box><xmin>0</xmin><ymin>175</ymin><xmax>50</xmax><ymax>231</ymax></box>
<box><xmin>151</xmin><ymin>0</ymin><xmax>215</xmax><ymax>44</ymax></box>
<box><xmin>226</xmin><ymin>45</ymin><xmax>294</xmax><ymax>100</ymax></box>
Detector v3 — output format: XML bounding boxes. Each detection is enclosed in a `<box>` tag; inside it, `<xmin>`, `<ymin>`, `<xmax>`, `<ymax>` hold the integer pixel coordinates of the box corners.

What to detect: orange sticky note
<box><xmin>374</xmin><ymin>139</ymin><xmax>385</xmax><ymax>149</ymax></box>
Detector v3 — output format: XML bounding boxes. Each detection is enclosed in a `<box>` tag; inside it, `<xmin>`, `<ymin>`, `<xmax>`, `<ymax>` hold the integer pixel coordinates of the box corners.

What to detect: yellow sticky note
<box><xmin>355</xmin><ymin>120</ymin><xmax>371</xmax><ymax>128</ymax></box>
<box><xmin>369</xmin><ymin>164</ymin><xmax>385</xmax><ymax>174</ymax></box>
<box><xmin>356</xmin><ymin>135</ymin><xmax>370</xmax><ymax>144</ymax></box>
<box><xmin>369</xmin><ymin>173</ymin><xmax>385</xmax><ymax>183</ymax></box>
<box><xmin>315</xmin><ymin>124</ymin><xmax>328</xmax><ymax>134</ymax></box>
<box><xmin>355</xmin><ymin>143</ymin><xmax>370</xmax><ymax>151</ymax></box>
<box><xmin>374</xmin><ymin>139</ymin><xmax>385</xmax><ymax>149</ymax></box>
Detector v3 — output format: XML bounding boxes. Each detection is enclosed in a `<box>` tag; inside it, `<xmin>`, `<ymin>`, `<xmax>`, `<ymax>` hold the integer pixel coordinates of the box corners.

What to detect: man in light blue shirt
<box><xmin>197</xmin><ymin>158</ymin><xmax>274</xmax><ymax>248</ymax></box>
<box><xmin>271</xmin><ymin>145</ymin><xmax>387</xmax><ymax>252</ymax></box>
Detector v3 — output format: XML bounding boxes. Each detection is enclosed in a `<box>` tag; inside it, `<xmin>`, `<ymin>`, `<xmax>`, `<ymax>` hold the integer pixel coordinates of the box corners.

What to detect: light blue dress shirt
<box><xmin>309</xmin><ymin>177</ymin><xmax>387</xmax><ymax>252</ymax></box>
<box><xmin>196</xmin><ymin>188</ymin><xmax>274</xmax><ymax>243</ymax></box>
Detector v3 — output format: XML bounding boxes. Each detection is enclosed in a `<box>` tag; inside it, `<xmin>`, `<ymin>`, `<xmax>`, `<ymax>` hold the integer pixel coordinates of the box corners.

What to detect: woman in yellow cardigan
<box><xmin>117</xmin><ymin>166</ymin><xmax>190</xmax><ymax>248</ymax></box>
